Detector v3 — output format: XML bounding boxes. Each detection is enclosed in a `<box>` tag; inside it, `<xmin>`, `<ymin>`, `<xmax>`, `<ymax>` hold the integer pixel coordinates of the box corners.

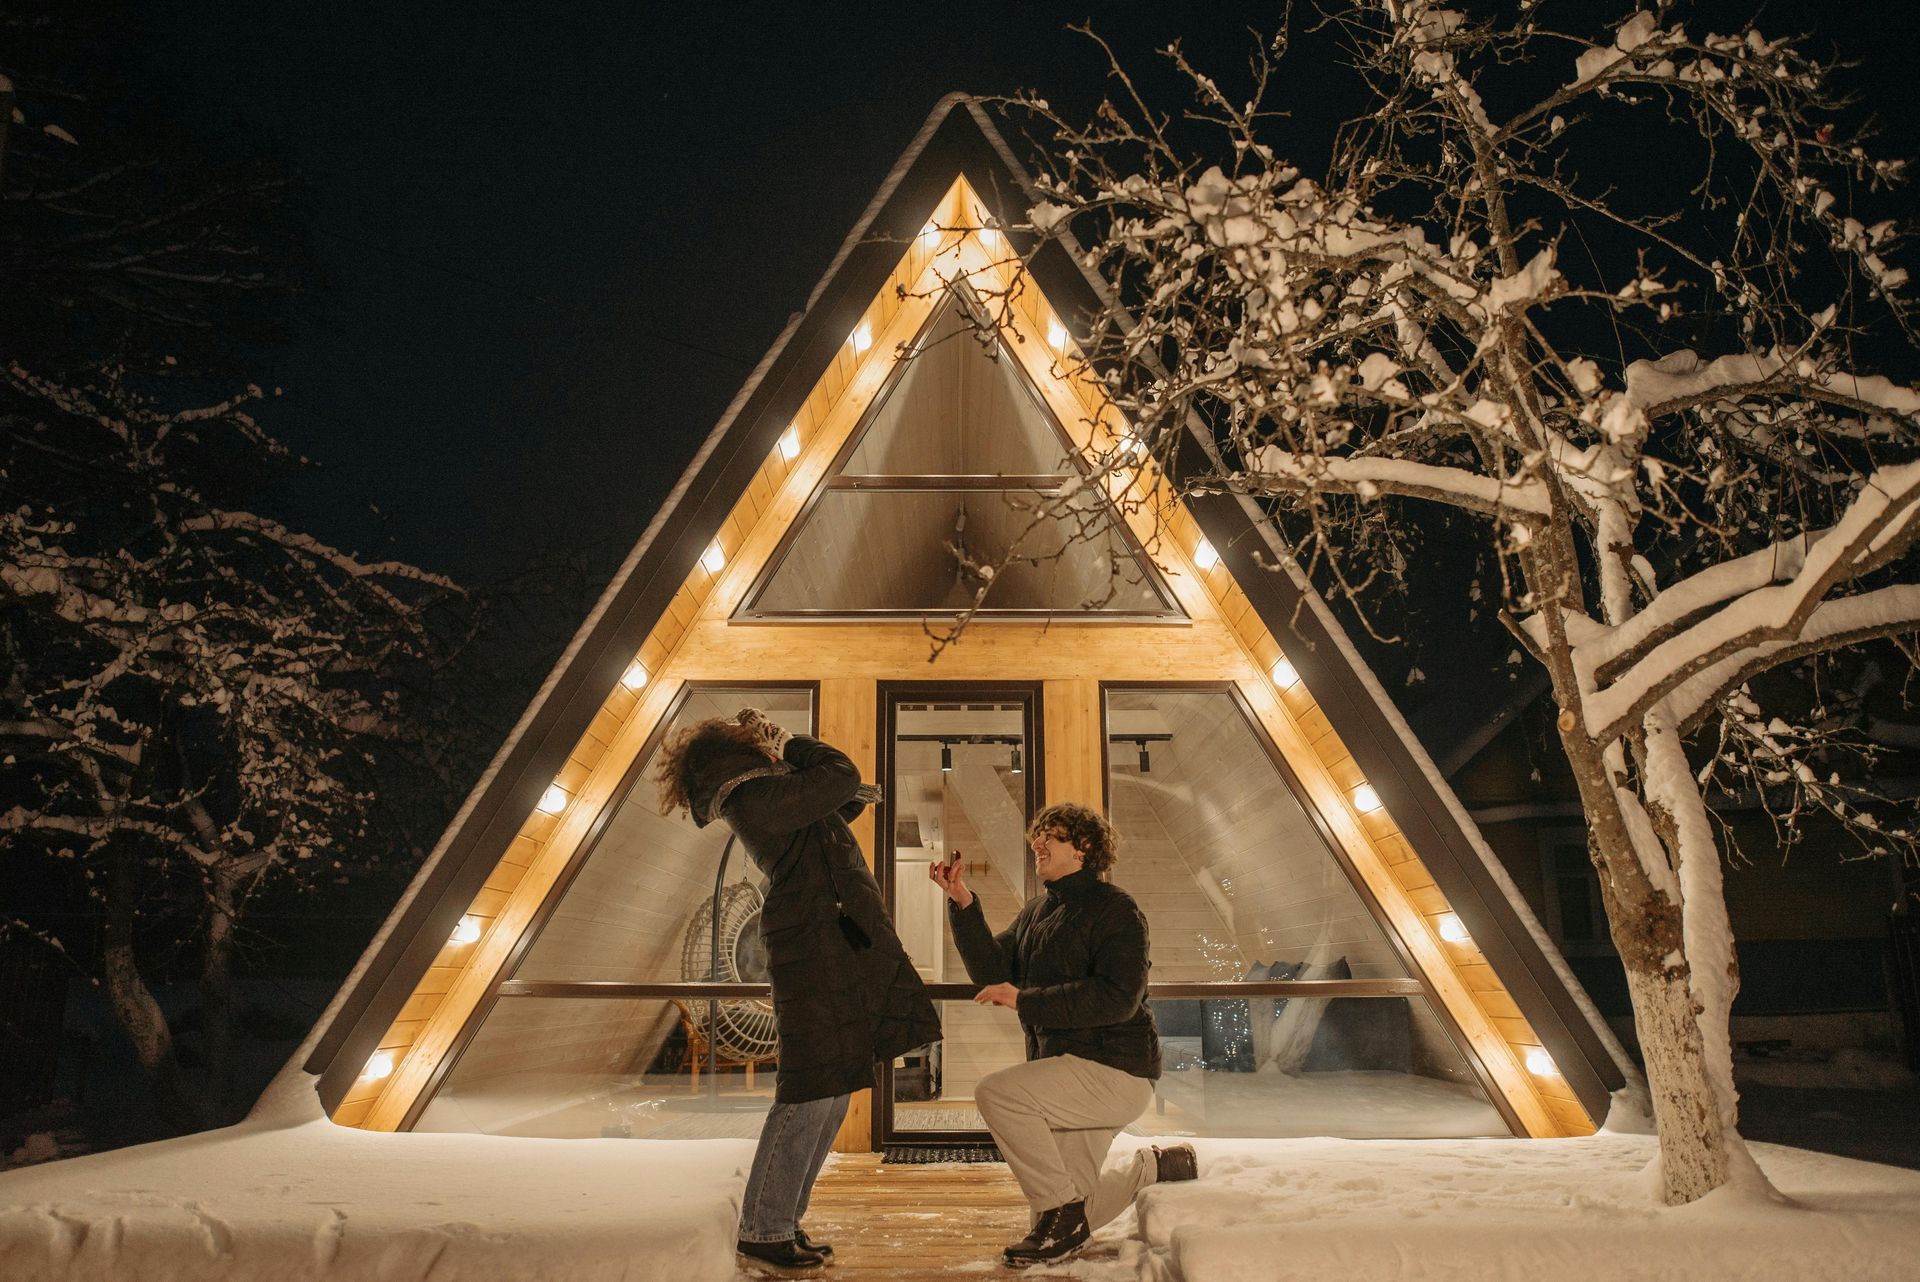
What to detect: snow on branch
<box><xmin>1581</xmin><ymin>461</ymin><xmax>1920</xmax><ymax>740</ymax></box>
<box><xmin>1238</xmin><ymin>446</ymin><xmax>1551</xmax><ymax>516</ymax></box>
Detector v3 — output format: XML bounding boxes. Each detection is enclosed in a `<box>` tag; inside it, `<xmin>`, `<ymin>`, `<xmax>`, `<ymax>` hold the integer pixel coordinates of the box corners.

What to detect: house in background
<box><xmin>294</xmin><ymin>97</ymin><xmax>1634</xmax><ymax>1152</ymax></box>
<box><xmin>1409</xmin><ymin>666</ymin><xmax>1920</xmax><ymax>1071</ymax></box>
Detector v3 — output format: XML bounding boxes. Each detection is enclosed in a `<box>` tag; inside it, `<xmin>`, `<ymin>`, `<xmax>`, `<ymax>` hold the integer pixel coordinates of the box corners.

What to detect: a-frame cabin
<box><xmin>303</xmin><ymin>96</ymin><xmax>1627</xmax><ymax>1150</ymax></box>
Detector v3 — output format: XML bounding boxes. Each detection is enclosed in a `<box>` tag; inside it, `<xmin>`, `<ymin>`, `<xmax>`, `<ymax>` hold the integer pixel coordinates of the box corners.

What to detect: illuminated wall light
<box><xmin>537</xmin><ymin>783</ymin><xmax>571</xmax><ymax>815</ymax></box>
<box><xmin>1270</xmin><ymin>657</ymin><xmax>1301</xmax><ymax>689</ymax></box>
<box><xmin>1117</xmin><ymin>431</ymin><xmax>1147</xmax><ymax>459</ymax></box>
<box><xmin>361</xmin><ymin>1050</ymin><xmax>396</xmax><ymax>1082</ymax></box>
<box><xmin>1352</xmin><ymin>783</ymin><xmax>1383</xmax><ymax>814</ymax></box>
<box><xmin>1524</xmin><ymin>1047</ymin><xmax>1559</xmax><ymax>1078</ymax></box>
<box><xmin>621</xmin><ymin>660</ymin><xmax>649</xmax><ymax>692</ymax></box>
<box><xmin>978</xmin><ymin>226</ymin><xmax>1003</xmax><ymax>253</ymax></box>
<box><xmin>1047</xmin><ymin>320</ymin><xmax>1068</xmax><ymax>350</ymax></box>
<box><xmin>1193</xmin><ymin>539</ymin><xmax>1220</xmax><ymax>571</ymax></box>
<box><xmin>918</xmin><ymin>224</ymin><xmax>943</xmax><ymax>250</ymax></box>
<box><xmin>850</xmin><ymin>323</ymin><xmax>873</xmax><ymax>354</ymax></box>
<box><xmin>1437</xmin><ymin>913</ymin><xmax>1471</xmax><ymax>944</ymax></box>
<box><xmin>701</xmin><ymin>542</ymin><xmax>726</xmax><ymax>574</ymax></box>
<box><xmin>777</xmin><ymin>425</ymin><xmax>801</xmax><ymax>461</ymax></box>
<box><xmin>450</xmin><ymin>915</ymin><xmax>483</xmax><ymax>945</ymax></box>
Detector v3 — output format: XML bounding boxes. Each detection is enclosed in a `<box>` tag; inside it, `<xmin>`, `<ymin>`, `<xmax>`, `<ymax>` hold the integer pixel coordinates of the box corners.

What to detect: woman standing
<box><xmin>659</xmin><ymin>708</ymin><xmax>940</xmax><ymax>1274</ymax></box>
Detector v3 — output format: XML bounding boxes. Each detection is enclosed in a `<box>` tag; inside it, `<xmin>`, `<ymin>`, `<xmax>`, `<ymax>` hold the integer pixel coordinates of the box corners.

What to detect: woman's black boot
<box><xmin>738</xmin><ymin>1237</ymin><xmax>828</xmax><ymax>1274</ymax></box>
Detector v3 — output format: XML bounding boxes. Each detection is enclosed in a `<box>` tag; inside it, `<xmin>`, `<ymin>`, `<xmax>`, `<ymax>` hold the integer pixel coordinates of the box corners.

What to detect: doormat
<box><xmin>881</xmin><ymin>1144</ymin><xmax>1004</xmax><ymax>1164</ymax></box>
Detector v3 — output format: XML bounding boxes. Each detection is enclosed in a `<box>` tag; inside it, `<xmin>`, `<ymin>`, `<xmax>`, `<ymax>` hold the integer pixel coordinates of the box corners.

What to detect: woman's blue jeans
<box><xmin>737</xmin><ymin>1093</ymin><xmax>851</xmax><ymax>1244</ymax></box>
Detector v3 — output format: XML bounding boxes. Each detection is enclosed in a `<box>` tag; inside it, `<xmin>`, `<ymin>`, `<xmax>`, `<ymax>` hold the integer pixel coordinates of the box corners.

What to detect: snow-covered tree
<box><xmin>1</xmin><ymin>36</ymin><xmax>460</xmax><ymax>1127</ymax></box>
<box><xmin>1013</xmin><ymin>2</ymin><xmax>1919</xmax><ymax>1204</ymax></box>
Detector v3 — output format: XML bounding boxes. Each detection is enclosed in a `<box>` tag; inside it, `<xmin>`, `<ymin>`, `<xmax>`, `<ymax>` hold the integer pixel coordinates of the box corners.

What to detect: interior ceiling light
<box><xmin>1137</xmin><ymin>740</ymin><xmax>1152</xmax><ymax>773</ymax></box>
<box><xmin>1010</xmin><ymin>743</ymin><xmax>1023</xmax><ymax>775</ymax></box>
<box><xmin>940</xmin><ymin>742</ymin><xmax>953</xmax><ymax>773</ymax></box>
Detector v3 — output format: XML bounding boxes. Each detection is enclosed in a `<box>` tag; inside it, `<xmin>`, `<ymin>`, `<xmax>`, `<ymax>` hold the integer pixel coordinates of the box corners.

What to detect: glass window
<box><xmin>840</xmin><ymin>298</ymin><xmax>1072</xmax><ymax>477</ymax></box>
<box><xmin>413</xmin><ymin>997</ymin><xmax>773</xmax><ymax>1139</ymax></box>
<box><xmin>752</xmin><ymin>489</ymin><xmax>1166</xmax><ymax>615</ymax></box>
<box><xmin>510</xmin><ymin>687</ymin><xmax>812</xmax><ymax>985</ymax></box>
<box><xmin>1105</xmin><ymin>688</ymin><xmax>1410</xmax><ymax>983</ymax></box>
<box><xmin>1136</xmin><ymin>996</ymin><xmax>1507</xmax><ymax>1139</ymax></box>
<box><xmin>743</xmin><ymin>289</ymin><xmax>1179</xmax><ymax>618</ymax></box>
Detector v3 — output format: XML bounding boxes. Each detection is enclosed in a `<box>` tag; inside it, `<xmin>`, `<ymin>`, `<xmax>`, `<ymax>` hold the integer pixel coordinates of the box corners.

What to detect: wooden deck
<box><xmin>782</xmin><ymin>1153</ymin><xmax>1131</xmax><ymax>1280</ymax></box>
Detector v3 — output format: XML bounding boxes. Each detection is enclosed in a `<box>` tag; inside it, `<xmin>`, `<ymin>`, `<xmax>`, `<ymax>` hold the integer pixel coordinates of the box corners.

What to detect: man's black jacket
<box><xmin>948</xmin><ymin>866</ymin><xmax>1161</xmax><ymax>1080</ymax></box>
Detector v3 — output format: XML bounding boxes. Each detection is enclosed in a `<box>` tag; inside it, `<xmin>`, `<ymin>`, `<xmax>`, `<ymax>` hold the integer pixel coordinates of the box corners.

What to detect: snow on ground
<box><xmin>0</xmin><ymin>1108</ymin><xmax>751</xmax><ymax>1282</ymax></box>
<box><xmin>6</xmin><ymin>1109</ymin><xmax>1919</xmax><ymax>1281</ymax></box>
<box><xmin>1065</xmin><ymin>1133</ymin><xmax>1920</xmax><ymax>1282</ymax></box>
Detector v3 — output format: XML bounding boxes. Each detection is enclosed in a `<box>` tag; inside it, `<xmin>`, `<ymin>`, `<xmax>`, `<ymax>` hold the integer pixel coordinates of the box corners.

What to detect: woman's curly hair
<box><xmin>1026</xmin><ymin>802</ymin><xmax>1119</xmax><ymax>876</ymax></box>
<box><xmin>652</xmin><ymin>716</ymin><xmax>777</xmax><ymax>817</ymax></box>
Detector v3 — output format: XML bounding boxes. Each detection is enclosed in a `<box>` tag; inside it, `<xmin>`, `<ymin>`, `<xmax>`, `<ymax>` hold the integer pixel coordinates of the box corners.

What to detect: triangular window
<box><xmin>739</xmin><ymin>290</ymin><xmax>1182</xmax><ymax>618</ymax></box>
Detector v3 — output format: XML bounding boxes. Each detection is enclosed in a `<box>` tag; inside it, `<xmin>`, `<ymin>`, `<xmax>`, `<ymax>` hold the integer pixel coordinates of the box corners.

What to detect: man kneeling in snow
<box><xmin>929</xmin><ymin>803</ymin><xmax>1197</xmax><ymax>1267</ymax></box>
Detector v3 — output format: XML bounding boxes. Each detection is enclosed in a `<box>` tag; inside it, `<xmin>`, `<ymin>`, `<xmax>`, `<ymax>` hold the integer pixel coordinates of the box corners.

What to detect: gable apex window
<box><xmin>737</xmin><ymin>287</ymin><xmax>1183</xmax><ymax>620</ymax></box>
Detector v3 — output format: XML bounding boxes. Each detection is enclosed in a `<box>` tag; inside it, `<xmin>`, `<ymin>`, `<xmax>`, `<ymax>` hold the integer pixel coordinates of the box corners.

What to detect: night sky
<box><xmin>111</xmin><ymin>1</ymin><xmax>1920</xmax><ymax>587</ymax></box>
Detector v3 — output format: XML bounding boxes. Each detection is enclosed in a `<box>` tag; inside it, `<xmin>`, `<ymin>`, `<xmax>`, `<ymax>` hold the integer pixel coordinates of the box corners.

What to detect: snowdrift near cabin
<box><xmin>1122</xmin><ymin>1134</ymin><xmax>1920</xmax><ymax>1282</ymax></box>
<box><xmin>0</xmin><ymin>1113</ymin><xmax>751</xmax><ymax>1282</ymax></box>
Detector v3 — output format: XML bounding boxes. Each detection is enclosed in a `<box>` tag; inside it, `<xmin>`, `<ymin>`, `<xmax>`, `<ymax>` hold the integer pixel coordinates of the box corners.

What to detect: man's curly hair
<box><xmin>1027</xmin><ymin>802</ymin><xmax>1119</xmax><ymax>876</ymax></box>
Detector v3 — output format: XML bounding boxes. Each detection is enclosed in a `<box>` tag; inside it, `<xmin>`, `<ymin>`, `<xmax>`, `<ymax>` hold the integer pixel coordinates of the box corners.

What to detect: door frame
<box><xmin>873</xmin><ymin>680</ymin><xmax>1045</xmax><ymax>1147</ymax></box>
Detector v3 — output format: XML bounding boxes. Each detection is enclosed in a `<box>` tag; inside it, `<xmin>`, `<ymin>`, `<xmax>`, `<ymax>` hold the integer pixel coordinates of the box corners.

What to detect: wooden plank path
<box><xmin>773</xmin><ymin>1153</ymin><xmax>1134</xmax><ymax>1280</ymax></box>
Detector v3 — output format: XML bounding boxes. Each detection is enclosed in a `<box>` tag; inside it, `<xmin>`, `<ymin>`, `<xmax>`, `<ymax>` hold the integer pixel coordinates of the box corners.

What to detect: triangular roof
<box><xmin>298</xmin><ymin>96</ymin><xmax>1632</xmax><ymax>1136</ymax></box>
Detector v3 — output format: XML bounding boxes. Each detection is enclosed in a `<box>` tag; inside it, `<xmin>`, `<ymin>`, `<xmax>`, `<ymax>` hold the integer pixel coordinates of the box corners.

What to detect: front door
<box><xmin>876</xmin><ymin>683</ymin><xmax>1040</xmax><ymax>1146</ymax></box>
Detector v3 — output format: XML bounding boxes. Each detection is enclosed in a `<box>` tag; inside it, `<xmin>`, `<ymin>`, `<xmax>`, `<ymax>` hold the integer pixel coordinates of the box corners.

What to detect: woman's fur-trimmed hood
<box><xmin>684</xmin><ymin>739</ymin><xmax>791</xmax><ymax>828</ymax></box>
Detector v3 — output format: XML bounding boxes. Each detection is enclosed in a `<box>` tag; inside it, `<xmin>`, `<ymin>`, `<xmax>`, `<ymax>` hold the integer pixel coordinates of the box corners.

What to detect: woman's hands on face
<box><xmin>927</xmin><ymin>850</ymin><xmax>972</xmax><ymax>910</ymax></box>
<box><xmin>734</xmin><ymin>707</ymin><xmax>791</xmax><ymax>760</ymax></box>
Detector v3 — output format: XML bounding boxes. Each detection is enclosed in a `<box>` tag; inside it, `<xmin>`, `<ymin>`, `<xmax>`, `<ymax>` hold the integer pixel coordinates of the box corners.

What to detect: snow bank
<box><xmin>0</xmin><ymin>1113</ymin><xmax>750</xmax><ymax>1282</ymax></box>
<box><xmin>1125</xmin><ymin>1134</ymin><xmax>1920</xmax><ymax>1282</ymax></box>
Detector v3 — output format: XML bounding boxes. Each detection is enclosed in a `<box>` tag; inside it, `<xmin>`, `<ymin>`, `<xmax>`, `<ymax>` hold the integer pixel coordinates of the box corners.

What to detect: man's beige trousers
<box><xmin>974</xmin><ymin>1053</ymin><xmax>1157</xmax><ymax>1227</ymax></box>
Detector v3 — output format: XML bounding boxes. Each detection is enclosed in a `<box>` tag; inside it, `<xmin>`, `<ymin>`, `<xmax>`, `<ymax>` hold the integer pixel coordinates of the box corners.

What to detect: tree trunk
<box><xmin>201</xmin><ymin>866</ymin><xmax>240</xmax><ymax>1118</ymax></box>
<box><xmin>104</xmin><ymin>843</ymin><xmax>209</xmax><ymax>1131</ymax></box>
<box><xmin>1619</xmin><ymin>922</ymin><xmax>1733</xmax><ymax>1203</ymax></box>
<box><xmin>1556</xmin><ymin>726</ymin><xmax>1734</xmax><ymax>1204</ymax></box>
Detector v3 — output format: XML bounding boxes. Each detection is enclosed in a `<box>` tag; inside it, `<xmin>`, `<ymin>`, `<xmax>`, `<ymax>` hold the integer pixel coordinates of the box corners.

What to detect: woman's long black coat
<box><xmin>691</xmin><ymin>735</ymin><xmax>941</xmax><ymax>1104</ymax></box>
